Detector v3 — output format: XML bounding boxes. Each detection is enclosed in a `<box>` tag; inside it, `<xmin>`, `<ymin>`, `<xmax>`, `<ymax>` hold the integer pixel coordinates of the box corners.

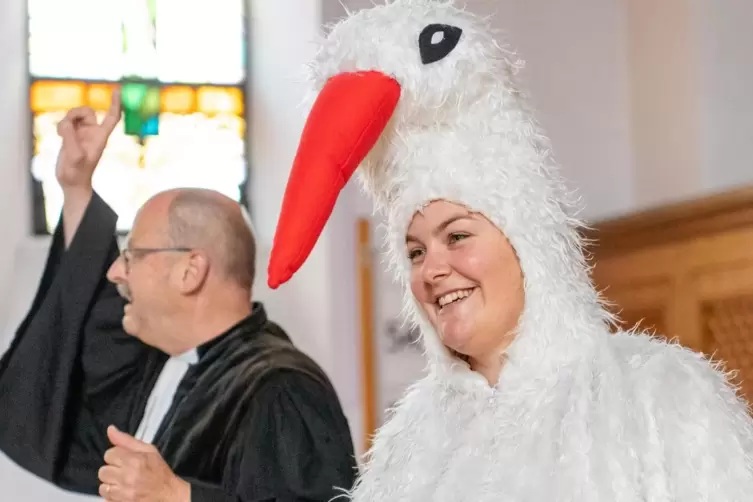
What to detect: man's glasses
<box><xmin>121</xmin><ymin>247</ymin><xmax>192</xmax><ymax>272</ymax></box>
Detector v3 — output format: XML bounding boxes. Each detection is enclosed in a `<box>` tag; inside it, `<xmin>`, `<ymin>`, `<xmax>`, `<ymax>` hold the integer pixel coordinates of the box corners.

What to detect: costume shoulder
<box><xmin>610</xmin><ymin>330</ymin><xmax>753</xmax><ymax>500</ymax></box>
<box><xmin>349</xmin><ymin>375</ymin><xmax>442</xmax><ymax>501</ymax></box>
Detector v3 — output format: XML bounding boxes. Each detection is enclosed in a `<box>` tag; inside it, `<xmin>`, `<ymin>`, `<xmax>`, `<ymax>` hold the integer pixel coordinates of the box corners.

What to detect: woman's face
<box><xmin>406</xmin><ymin>200</ymin><xmax>525</xmax><ymax>361</ymax></box>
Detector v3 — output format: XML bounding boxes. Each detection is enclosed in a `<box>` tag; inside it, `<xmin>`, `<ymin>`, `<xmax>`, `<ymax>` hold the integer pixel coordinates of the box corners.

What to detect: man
<box><xmin>0</xmin><ymin>90</ymin><xmax>357</xmax><ymax>501</ymax></box>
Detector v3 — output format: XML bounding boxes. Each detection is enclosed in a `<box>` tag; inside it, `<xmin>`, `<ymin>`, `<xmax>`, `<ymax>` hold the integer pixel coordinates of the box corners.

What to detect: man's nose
<box><xmin>107</xmin><ymin>256</ymin><xmax>125</xmax><ymax>284</ymax></box>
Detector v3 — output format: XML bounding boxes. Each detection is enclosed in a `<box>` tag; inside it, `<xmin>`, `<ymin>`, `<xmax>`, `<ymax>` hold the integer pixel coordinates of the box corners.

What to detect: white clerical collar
<box><xmin>175</xmin><ymin>348</ymin><xmax>199</xmax><ymax>365</ymax></box>
<box><xmin>134</xmin><ymin>348</ymin><xmax>199</xmax><ymax>444</ymax></box>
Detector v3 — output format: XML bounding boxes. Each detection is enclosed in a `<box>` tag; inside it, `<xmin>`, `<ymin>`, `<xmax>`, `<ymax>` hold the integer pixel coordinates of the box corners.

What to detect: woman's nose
<box><xmin>421</xmin><ymin>248</ymin><xmax>451</xmax><ymax>284</ymax></box>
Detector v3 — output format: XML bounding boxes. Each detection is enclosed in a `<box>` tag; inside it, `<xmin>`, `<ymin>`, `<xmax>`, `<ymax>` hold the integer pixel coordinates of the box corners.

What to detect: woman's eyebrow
<box><xmin>433</xmin><ymin>214</ymin><xmax>474</xmax><ymax>236</ymax></box>
<box><xmin>405</xmin><ymin>214</ymin><xmax>473</xmax><ymax>244</ymax></box>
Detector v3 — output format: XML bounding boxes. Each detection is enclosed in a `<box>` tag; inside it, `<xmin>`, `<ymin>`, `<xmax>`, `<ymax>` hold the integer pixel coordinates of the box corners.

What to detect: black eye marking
<box><xmin>418</xmin><ymin>23</ymin><xmax>463</xmax><ymax>65</ymax></box>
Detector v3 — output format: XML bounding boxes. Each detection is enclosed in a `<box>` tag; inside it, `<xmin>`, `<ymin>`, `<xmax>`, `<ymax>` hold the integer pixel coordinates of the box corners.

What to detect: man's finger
<box><xmin>56</xmin><ymin>118</ymin><xmax>85</xmax><ymax>160</ymax></box>
<box><xmin>99</xmin><ymin>482</ymin><xmax>126</xmax><ymax>502</ymax></box>
<box><xmin>57</xmin><ymin>118</ymin><xmax>79</xmax><ymax>144</ymax></box>
<box><xmin>100</xmin><ymin>88</ymin><xmax>122</xmax><ymax>134</ymax></box>
<box><xmin>103</xmin><ymin>446</ymin><xmax>130</xmax><ymax>467</ymax></box>
<box><xmin>98</xmin><ymin>464</ymin><xmax>122</xmax><ymax>484</ymax></box>
<box><xmin>64</xmin><ymin>106</ymin><xmax>98</xmax><ymax>126</ymax></box>
<box><xmin>107</xmin><ymin>425</ymin><xmax>154</xmax><ymax>453</ymax></box>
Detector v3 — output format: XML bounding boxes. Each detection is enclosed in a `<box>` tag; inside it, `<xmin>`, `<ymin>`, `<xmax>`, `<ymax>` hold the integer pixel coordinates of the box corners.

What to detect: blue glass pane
<box><xmin>141</xmin><ymin>115</ymin><xmax>160</xmax><ymax>136</ymax></box>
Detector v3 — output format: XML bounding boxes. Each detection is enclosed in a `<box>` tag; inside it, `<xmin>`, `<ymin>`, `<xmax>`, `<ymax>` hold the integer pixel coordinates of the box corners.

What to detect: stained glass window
<box><xmin>27</xmin><ymin>0</ymin><xmax>248</xmax><ymax>233</ymax></box>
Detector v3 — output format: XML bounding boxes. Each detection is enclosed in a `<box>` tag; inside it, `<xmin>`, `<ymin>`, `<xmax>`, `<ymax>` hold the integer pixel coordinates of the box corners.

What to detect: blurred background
<box><xmin>1</xmin><ymin>0</ymin><xmax>752</xmax><ymax>499</ymax></box>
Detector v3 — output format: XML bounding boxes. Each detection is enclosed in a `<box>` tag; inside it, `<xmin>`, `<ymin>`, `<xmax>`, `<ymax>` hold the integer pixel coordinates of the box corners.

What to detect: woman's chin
<box><xmin>439</xmin><ymin>328</ymin><xmax>473</xmax><ymax>356</ymax></box>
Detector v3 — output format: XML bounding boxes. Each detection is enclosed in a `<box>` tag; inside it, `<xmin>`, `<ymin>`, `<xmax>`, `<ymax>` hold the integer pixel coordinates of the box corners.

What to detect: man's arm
<box><xmin>51</xmin><ymin>92</ymin><xmax>160</xmax><ymax>415</ymax></box>
<box><xmin>57</xmin><ymin>193</ymin><xmax>166</xmax><ymax>492</ymax></box>
<box><xmin>189</xmin><ymin>371</ymin><xmax>358</xmax><ymax>502</ymax></box>
<box><xmin>61</xmin><ymin>186</ymin><xmax>92</xmax><ymax>248</ymax></box>
<box><xmin>63</xmin><ymin>191</ymin><xmax>157</xmax><ymax>400</ymax></box>
<box><xmin>0</xmin><ymin>92</ymin><xmax>166</xmax><ymax>492</ymax></box>
<box><xmin>55</xmin><ymin>91</ymin><xmax>121</xmax><ymax>246</ymax></box>
<box><xmin>0</xmin><ymin>190</ymin><xmax>160</xmax><ymax>493</ymax></box>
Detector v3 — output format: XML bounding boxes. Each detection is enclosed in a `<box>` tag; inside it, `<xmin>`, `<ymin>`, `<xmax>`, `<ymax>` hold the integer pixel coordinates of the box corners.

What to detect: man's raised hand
<box><xmin>55</xmin><ymin>88</ymin><xmax>122</xmax><ymax>191</ymax></box>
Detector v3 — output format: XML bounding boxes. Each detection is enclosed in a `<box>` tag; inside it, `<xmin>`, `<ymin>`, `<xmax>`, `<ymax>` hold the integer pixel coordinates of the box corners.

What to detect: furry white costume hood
<box><xmin>268</xmin><ymin>1</ymin><xmax>753</xmax><ymax>500</ymax></box>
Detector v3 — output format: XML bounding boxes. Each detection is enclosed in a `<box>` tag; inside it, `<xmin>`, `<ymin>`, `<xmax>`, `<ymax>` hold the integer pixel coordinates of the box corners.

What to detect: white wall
<box><xmin>626</xmin><ymin>0</ymin><xmax>753</xmax><ymax>210</ymax></box>
<box><xmin>0</xmin><ymin>0</ymin><xmax>31</xmax><ymax>330</ymax></box>
<box><xmin>485</xmin><ymin>0</ymin><xmax>635</xmax><ymax>220</ymax></box>
<box><xmin>695</xmin><ymin>0</ymin><xmax>753</xmax><ymax>193</ymax></box>
<box><xmin>627</xmin><ymin>0</ymin><xmax>704</xmax><ymax>209</ymax></box>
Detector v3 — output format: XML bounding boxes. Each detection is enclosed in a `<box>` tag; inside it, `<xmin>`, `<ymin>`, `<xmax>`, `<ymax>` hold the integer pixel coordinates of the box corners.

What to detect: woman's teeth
<box><xmin>437</xmin><ymin>288</ymin><xmax>475</xmax><ymax>309</ymax></box>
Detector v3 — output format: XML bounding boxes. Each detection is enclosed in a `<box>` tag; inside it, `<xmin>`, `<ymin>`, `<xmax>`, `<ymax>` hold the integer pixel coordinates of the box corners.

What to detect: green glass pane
<box><xmin>122</xmin><ymin>82</ymin><xmax>160</xmax><ymax>137</ymax></box>
<box><xmin>142</xmin><ymin>87</ymin><xmax>160</xmax><ymax>116</ymax></box>
<box><xmin>123</xmin><ymin>109</ymin><xmax>144</xmax><ymax>136</ymax></box>
<box><xmin>121</xmin><ymin>83</ymin><xmax>147</xmax><ymax>111</ymax></box>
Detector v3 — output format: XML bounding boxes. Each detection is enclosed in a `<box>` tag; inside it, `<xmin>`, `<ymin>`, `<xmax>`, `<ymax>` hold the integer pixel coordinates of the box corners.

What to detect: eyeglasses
<box><xmin>121</xmin><ymin>247</ymin><xmax>193</xmax><ymax>273</ymax></box>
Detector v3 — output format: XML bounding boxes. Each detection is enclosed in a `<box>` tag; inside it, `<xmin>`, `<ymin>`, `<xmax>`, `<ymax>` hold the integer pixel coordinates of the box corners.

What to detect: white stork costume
<box><xmin>267</xmin><ymin>1</ymin><xmax>753</xmax><ymax>500</ymax></box>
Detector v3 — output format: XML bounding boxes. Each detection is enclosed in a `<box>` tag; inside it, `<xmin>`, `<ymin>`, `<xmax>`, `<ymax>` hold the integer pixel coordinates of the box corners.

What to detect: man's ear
<box><xmin>178</xmin><ymin>250</ymin><xmax>209</xmax><ymax>294</ymax></box>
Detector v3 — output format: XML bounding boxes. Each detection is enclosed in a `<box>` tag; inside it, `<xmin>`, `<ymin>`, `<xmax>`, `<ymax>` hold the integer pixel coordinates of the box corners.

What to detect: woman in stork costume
<box><xmin>268</xmin><ymin>1</ymin><xmax>753</xmax><ymax>500</ymax></box>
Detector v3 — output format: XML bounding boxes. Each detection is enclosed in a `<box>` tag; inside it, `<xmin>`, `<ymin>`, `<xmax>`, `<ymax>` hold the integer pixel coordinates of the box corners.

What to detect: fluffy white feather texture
<box><xmin>306</xmin><ymin>1</ymin><xmax>753</xmax><ymax>500</ymax></box>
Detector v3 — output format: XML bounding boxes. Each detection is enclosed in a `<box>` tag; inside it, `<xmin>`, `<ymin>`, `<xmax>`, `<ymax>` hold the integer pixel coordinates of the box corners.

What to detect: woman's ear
<box><xmin>178</xmin><ymin>250</ymin><xmax>210</xmax><ymax>294</ymax></box>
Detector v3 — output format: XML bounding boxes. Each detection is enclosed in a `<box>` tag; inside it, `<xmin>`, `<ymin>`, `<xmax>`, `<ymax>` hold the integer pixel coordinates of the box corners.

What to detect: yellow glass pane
<box><xmin>236</xmin><ymin>117</ymin><xmax>246</xmax><ymax>138</ymax></box>
<box><xmin>87</xmin><ymin>84</ymin><xmax>116</xmax><ymax>112</ymax></box>
<box><xmin>32</xmin><ymin>109</ymin><xmax>248</xmax><ymax>234</ymax></box>
<box><xmin>223</xmin><ymin>115</ymin><xmax>246</xmax><ymax>138</ymax></box>
<box><xmin>161</xmin><ymin>86</ymin><xmax>196</xmax><ymax>114</ymax></box>
<box><xmin>196</xmin><ymin>87</ymin><xmax>243</xmax><ymax>116</ymax></box>
<box><xmin>31</xmin><ymin>81</ymin><xmax>86</xmax><ymax>113</ymax></box>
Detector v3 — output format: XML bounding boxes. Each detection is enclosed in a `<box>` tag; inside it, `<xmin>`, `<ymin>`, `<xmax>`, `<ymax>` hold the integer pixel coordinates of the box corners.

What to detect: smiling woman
<box><xmin>405</xmin><ymin>200</ymin><xmax>524</xmax><ymax>384</ymax></box>
<box><xmin>265</xmin><ymin>0</ymin><xmax>753</xmax><ymax>500</ymax></box>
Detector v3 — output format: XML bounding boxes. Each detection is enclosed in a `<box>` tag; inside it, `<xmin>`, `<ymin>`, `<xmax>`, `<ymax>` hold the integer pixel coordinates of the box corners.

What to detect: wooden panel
<box><xmin>357</xmin><ymin>218</ymin><xmax>378</xmax><ymax>453</ymax></box>
<box><xmin>693</xmin><ymin>259</ymin><xmax>753</xmax><ymax>301</ymax></box>
<box><xmin>583</xmin><ymin>185</ymin><xmax>753</xmax><ymax>258</ymax></box>
<box><xmin>703</xmin><ymin>294</ymin><xmax>753</xmax><ymax>403</ymax></box>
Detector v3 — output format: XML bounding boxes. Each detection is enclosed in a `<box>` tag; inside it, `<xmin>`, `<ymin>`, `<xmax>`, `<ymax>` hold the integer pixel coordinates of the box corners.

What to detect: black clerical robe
<box><xmin>0</xmin><ymin>192</ymin><xmax>357</xmax><ymax>501</ymax></box>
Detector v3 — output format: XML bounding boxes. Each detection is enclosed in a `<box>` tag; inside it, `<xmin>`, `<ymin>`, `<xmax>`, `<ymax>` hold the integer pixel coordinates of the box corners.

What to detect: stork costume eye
<box><xmin>418</xmin><ymin>23</ymin><xmax>462</xmax><ymax>65</ymax></box>
<box><xmin>268</xmin><ymin>1</ymin><xmax>753</xmax><ymax>500</ymax></box>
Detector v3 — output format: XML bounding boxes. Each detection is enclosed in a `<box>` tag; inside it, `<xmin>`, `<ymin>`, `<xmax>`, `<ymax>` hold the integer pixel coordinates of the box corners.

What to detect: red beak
<box><xmin>267</xmin><ymin>71</ymin><xmax>401</xmax><ymax>289</ymax></box>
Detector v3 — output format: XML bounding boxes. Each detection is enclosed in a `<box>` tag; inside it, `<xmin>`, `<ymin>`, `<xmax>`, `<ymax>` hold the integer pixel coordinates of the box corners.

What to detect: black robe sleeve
<box><xmin>0</xmin><ymin>192</ymin><xmax>162</xmax><ymax>493</ymax></box>
<box><xmin>188</xmin><ymin>371</ymin><xmax>358</xmax><ymax>502</ymax></box>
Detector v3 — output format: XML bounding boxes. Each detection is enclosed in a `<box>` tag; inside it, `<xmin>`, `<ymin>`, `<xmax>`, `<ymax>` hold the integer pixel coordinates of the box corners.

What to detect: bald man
<box><xmin>0</xmin><ymin>92</ymin><xmax>357</xmax><ymax>501</ymax></box>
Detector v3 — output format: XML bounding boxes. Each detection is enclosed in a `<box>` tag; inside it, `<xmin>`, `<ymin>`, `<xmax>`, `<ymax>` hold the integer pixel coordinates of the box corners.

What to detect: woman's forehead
<box><xmin>406</xmin><ymin>201</ymin><xmax>477</xmax><ymax>240</ymax></box>
<box><xmin>414</xmin><ymin>200</ymin><xmax>473</xmax><ymax>219</ymax></box>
